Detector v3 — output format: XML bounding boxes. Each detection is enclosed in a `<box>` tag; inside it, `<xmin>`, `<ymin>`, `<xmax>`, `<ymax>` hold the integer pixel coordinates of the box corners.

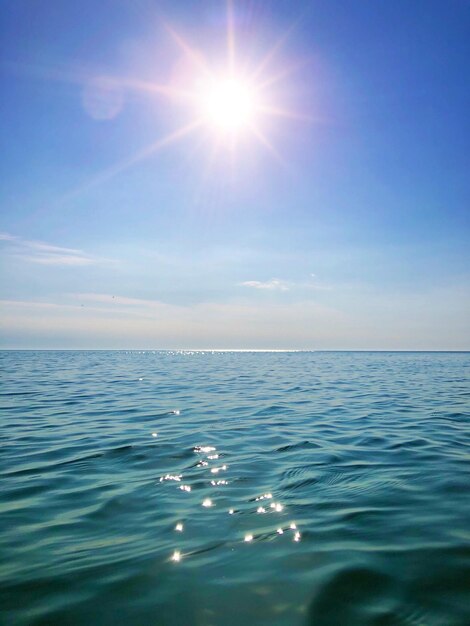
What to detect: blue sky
<box><xmin>1</xmin><ymin>0</ymin><xmax>469</xmax><ymax>349</ymax></box>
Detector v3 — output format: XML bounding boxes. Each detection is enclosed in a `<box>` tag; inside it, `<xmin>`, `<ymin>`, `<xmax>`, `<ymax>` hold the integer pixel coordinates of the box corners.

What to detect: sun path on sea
<box><xmin>153</xmin><ymin>418</ymin><xmax>301</xmax><ymax>563</ymax></box>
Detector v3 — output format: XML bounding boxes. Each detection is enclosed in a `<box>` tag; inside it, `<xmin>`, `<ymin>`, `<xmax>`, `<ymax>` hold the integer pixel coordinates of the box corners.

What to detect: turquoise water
<box><xmin>1</xmin><ymin>350</ymin><xmax>469</xmax><ymax>626</ymax></box>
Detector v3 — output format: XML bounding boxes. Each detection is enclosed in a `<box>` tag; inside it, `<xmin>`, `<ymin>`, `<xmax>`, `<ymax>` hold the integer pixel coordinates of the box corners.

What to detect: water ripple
<box><xmin>1</xmin><ymin>350</ymin><xmax>469</xmax><ymax>626</ymax></box>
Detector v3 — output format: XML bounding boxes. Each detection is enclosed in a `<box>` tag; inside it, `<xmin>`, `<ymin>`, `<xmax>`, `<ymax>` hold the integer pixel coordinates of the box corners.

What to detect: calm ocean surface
<box><xmin>1</xmin><ymin>350</ymin><xmax>469</xmax><ymax>626</ymax></box>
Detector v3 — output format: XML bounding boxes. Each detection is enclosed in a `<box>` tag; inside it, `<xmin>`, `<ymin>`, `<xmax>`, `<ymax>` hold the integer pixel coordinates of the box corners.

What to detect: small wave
<box><xmin>282</xmin><ymin>476</ymin><xmax>320</xmax><ymax>492</ymax></box>
<box><xmin>306</xmin><ymin>563</ymin><xmax>394</xmax><ymax>625</ymax></box>
<box><xmin>253</xmin><ymin>404</ymin><xmax>289</xmax><ymax>416</ymax></box>
<box><xmin>276</xmin><ymin>440</ymin><xmax>322</xmax><ymax>452</ymax></box>
<box><xmin>389</xmin><ymin>438</ymin><xmax>432</xmax><ymax>450</ymax></box>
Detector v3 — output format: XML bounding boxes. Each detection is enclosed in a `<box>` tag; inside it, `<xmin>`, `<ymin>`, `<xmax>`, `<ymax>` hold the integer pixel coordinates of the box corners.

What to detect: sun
<box><xmin>65</xmin><ymin>3</ymin><xmax>308</xmax><ymax>196</ymax></box>
<box><xmin>154</xmin><ymin>12</ymin><xmax>305</xmax><ymax>157</ymax></box>
<box><xmin>199</xmin><ymin>77</ymin><xmax>258</xmax><ymax>133</ymax></box>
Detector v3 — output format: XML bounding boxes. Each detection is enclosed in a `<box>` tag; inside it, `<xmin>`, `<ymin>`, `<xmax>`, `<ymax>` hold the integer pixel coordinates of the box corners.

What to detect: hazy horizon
<box><xmin>2</xmin><ymin>348</ymin><xmax>469</xmax><ymax>353</ymax></box>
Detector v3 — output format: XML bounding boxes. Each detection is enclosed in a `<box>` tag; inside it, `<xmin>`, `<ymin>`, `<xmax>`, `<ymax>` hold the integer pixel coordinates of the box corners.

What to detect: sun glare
<box><xmin>65</xmin><ymin>2</ymin><xmax>306</xmax><ymax>197</ymax></box>
<box><xmin>200</xmin><ymin>78</ymin><xmax>257</xmax><ymax>133</ymax></box>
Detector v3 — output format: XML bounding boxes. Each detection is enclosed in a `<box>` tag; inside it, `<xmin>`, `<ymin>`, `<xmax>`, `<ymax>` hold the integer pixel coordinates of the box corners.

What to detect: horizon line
<box><xmin>1</xmin><ymin>348</ymin><xmax>469</xmax><ymax>353</ymax></box>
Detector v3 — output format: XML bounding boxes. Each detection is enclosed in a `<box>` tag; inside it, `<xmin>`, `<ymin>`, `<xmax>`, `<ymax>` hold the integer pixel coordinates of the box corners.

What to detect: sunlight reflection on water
<box><xmin>1</xmin><ymin>350</ymin><xmax>469</xmax><ymax>626</ymax></box>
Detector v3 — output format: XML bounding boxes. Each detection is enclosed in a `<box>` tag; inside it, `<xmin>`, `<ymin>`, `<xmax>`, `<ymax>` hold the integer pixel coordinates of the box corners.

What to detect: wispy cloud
<box><xmin>240</xmin><ymin>278</ymin><xmax>290</xmax><ymax>291</ymax></box>
<box><xmin>0</xmin><ymin>232</ymin><xmax>108</xmax><ymax>266</ymax></box>
<box><xmin>70</xmin><ymin>293</ymin><xmax>165</xmax><ymax>308</ymax></box>
<box><xmin>0</xmin><ymin>294</ymin><xmax>344</xmax><ymax>349</ymax></box>
<box><xmin>2</xmin><ymin>284</ymin><xmax>468</xmax><ymax>349</ymax></box>
<box><xmin>240</xmin><ymin>275</ymin><xmax>332</xmax><ymax>292</ymax></box>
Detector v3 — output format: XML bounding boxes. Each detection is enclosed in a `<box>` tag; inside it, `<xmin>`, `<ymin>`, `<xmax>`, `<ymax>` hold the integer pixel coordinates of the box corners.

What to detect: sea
<box><xmin>1</xmin><ymin>350</ymin><xmax>469</xmax><ymax>626</ymax></box>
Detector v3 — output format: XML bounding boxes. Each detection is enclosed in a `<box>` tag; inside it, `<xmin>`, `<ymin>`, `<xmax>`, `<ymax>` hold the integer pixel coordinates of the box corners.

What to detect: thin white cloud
<box><xmin>240</xmin><ymin>276</ymin><xmax>332</xmax><ymax>292</ymax></box>
<box><xmin>22</xmin><ymin>240</ymin><xmax>84</xmax><ymax>255</ymax></box>
<box><xmin>17</xmin><ymin>254</ymin><xmax>96</xmax><ymax>266</ymax></box>
<box><xmin>0</xmin><ymin>296</ymin><xmax>344</xmax><ymax>349</ymax></box>
<box><xmin>0</xmin><ymin>232</ymin><xmax>18</xmax><ymax>241</ymax></box>
<box><xmin>70</xmin><ymin>293</ymin><xmax>164</xmax><ymax>307</ymax></box>
<box><xmin>240</xmin><ymin>279</ymin><xmax>290</xmax><ymax>291</ymax></box>
<box><xmin>0</xmin><ymin>232</ymin><xmax>108</xmax><ymax>266</ymax></box>
<box><xmin>2</xmin><ymin>284</ymin><xmax>468</xmax><ymax>349</ymax></box>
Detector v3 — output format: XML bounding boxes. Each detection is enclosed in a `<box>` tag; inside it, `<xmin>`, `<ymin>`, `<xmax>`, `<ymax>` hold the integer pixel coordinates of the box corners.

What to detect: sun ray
<box><xmin>190</xmin><ymin>135</ymin><xmax>224</xmax><ymax>211</ymax></box>
<box><xmin>99</xmin><ymin>75</ymin><xmax>197</xmax><ymax>103</ymax></box>
<box><xmin>4</xmin><ymin>60</ymin><xmax>197</xmax><ymax>106</ymax></box>
<box><xmin>256</xmin><ymin>104</ymin><xmax>316</xmax><ymax>123</ymax></box>
<box><xmin>28</xmin><ymin>5</ymin><xmax>310</xmax><ymax>209</ymax></box>
<box><xmin>165</xmin><ymin>24</ymin><xmax>214</xmax><ymax>80</ymax></box>
<box><xmin>257</xmin><ymin>58</ymin><xmax>311</xmax><ymax>91</ymax></box>
<box><xmin>248</xmin><ymin>124</ymin><xmax>285</xmax><ymax>166</ymax></box>
<box><xmin>249</xmin><ymin>22</ymin><xmax>297</xmax><ymax>83</ymax></box>
<box><xmin>59</xmin><ymin>119</ymin><xmax>204</xmax><ymax>204</ymax></box>
<box><xmin>201</xmin><ymin>135</ymin><xmax>223</xmax><ymax>185</ymax></box>
<box><xmin>227</xmin><ymin>0</ymin><xmax>236</xmax><ymax>73</ymax></box>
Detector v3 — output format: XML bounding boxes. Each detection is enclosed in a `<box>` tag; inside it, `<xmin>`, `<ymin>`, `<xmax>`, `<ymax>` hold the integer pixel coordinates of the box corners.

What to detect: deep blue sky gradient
<box><xmin>1</xmin><ymin>1</ymin><xmax>469</xmax><ymax>348</ymax></box>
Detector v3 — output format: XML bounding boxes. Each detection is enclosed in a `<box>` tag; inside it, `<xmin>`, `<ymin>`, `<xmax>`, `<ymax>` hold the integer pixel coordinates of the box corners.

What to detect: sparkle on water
<box><xmin>171</xmin><ymin>550</ymin><xmax>181</xmax><ymax>563</ymax></box>
<box><xmin>1</xmin><ymin>350</ymin><xmax>469</xmax><ymax>626</ymax></box>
